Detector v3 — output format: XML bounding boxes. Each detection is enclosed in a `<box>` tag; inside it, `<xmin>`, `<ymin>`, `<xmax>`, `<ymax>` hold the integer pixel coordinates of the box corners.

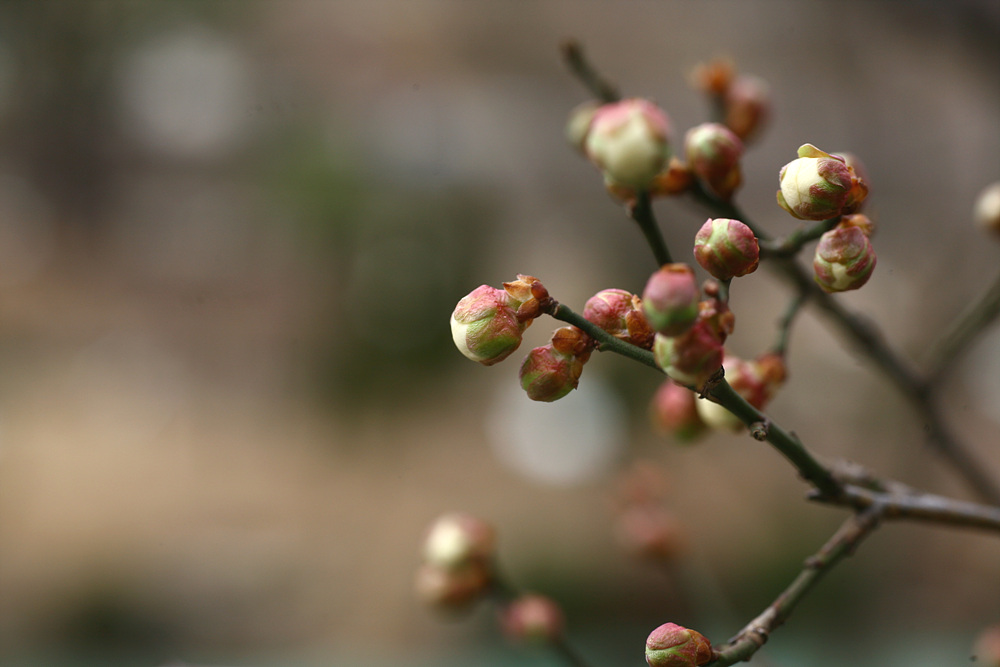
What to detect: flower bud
<box><xmin>653</xmin><ymin>323</ymin><xmax>724</xmax><ymax>391</ymax></box>
<box><xmin>451</xmin><ymin>286</ymin><xmax>530</xmax><ymax>366</ymax></box>
<box><xmin>777</xmin><ymin>144</ymin><xmax>857</xmax><ymax>221</ymax></box>
<box><xmin>813</xmin><ymin>224</ymin><xmax>877</xmax><ymax>293</ymax></box>
<box><xmin>650</xmin><ymin>379</ymin><xmax>706</xmax><ymax>441</ymax></box>
<box><xmin>693</xmin><ymin>218</ymin><xmax>759</xmax><ymax>281</ymax></box>
<box><xmin>585</xmin><ymin>98</ymin><xmax>672</xmax><ymax>189</ymax></box>
<box><xmin>415</xmin><ymin>561</ymin><xmax>492</xmax><ymax>612</ymax></box>
<box><xmin>650</xmin><ymin>157</ymin><xmax>695</xmax><ymax>196</ymax></box>
<box><xmin>684</xmin><ymin>123</ymin><xmax>744</xmax><ymax>199</ymax></box>
<box><xmin>519</xmin><ymin>336</ymin><xmax>590</xmax><ymax>402</ymax></box>
<box><xmin>694</xmin><ymin>353</ymin><xmax>785</xmax><ymax>431</ymax></box>
<box><xmin>642</xmin><ymin>264</ymin><xmax>700</xmax><ymax>337</ymax></box>
<box><xmin>422</xmin><ymin>512</ymin><xmax>496</xmax><ymax>571</ymax></box>
<box><xmin>724</xmin><ymin>75</ymin><xmax>770</xmax><ymax>142</ymax></box>
<box><xmin>974</xmin><ymin>181</ymin><xmax>1000</xmax><ymax>237</ymax></box>
<box><xmin>584</xmin><ymin>289</ymin><xmax>654</xmax><ymax>349</ymax></box>
<box><xmin>502</xmin><ymin>274</ymin><xmax>551</xmax><ymax>321</ymax></box>
<box><xmin>616</xmin><ymin>505</ymin><xmax>685</xmax><ymax>562</ymax></box>
<box><xmin>500</xmin><ymin>594</ymin><xmax>564</xmax><ymax>643</ymax></box>
<box><xmin>839</xmin><ymin>213</ymin><xmax>875</xmax><ymax>238</ymax></box>
<box><xmin>565</xmin><ymin>100</ymin><xmax>601</xmax><ymax>154</ymax></box>
<box><xmin>645</xmin><ymin>623</ymin><xmax>713</xmax><ymax>667</ymax></box>
<box><xmin>832</xmin><ymin>151</ymin><xmax>870</xmax><ymax>214</ymax></box>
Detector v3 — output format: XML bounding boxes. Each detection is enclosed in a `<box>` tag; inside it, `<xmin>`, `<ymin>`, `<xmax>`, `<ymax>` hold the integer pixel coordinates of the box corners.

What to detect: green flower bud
<box><xmin>776</xmin><ymin>144</ymin><xmax>855</xmax><ymax>221</ymax></box>
<box><xmin>519</xmin><ymin>329</ymin><xmax>591</xmax><ymax>402</ymax></box>
<box><xmin>450</xmin><ymin>285</ymin><xmax>530</xmax><ymax>365</ymax></box>
<box><xmin>645</xmin><ymin>622</ymin><xmax>714</xmax><ymax>667</ymax></box>
<box><xmin>642</xmin><ymin>264</ymin><xmax>700</xmax><ymax>337</ymax></box>
<box><xmin>813</xmin><ymin>225</ymin><xmax>876</xmax><ymax>293</ymax></box>
<box><xmin>693</xmin><ymin>218</ymin><xmax>759</xmax><ymax>281</ymax></box>
<box><xmin>565</xmin><ymin>100</ymin><xmax>601</xmax><ymax>154</ymax></box>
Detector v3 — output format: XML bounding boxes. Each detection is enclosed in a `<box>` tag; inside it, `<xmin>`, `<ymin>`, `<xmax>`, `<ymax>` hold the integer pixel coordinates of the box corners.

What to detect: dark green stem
<box><xmin>924</xmin><ymin>268</ymin><xmax>1000</xmax><ymax>382</ymax></box>
<box><xmin>547</xmin><ymin>302</ymin><xmax>659</xmax><ymax>370</ymax></box>
<box><xmin>772</xmin><ymin>292</ymin><xmax>807</xmax><ymax>356</ymax></box>
<box><xmin>759</xmin><ymin>217</ymin><xmax>840</xmax><ymax>258</ymax></box>
<box><xmin>629</xmin><ymin>191</ymin><xmax>673</xmax><ymax>266</ymax></box>
<box><xmin>560</xmin><ymin>39</ymin><xmax>620</xmax><ymax>103</ymax></box>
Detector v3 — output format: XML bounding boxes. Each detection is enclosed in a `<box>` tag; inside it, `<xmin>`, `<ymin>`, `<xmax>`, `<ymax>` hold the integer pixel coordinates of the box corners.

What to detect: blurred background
<box><xmin>0</xmin><ymin>2</ymin><xmax>998</xmax><ymax>666</ymax></box>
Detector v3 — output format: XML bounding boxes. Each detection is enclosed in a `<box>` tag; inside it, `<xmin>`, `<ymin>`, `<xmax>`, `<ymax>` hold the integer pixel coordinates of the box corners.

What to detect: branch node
<box><xmin>749</xmin><ymin>419</ymin><xmax>770</xmax><ymax>441</ymax></box>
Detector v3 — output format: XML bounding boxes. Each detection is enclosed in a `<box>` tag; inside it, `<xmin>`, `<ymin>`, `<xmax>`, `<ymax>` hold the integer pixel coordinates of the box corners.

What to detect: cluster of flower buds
<box><xmin>614</xmin><ymin>461</ymin><xmax>685</xmax><ymax>562</ymax></box>
<box><xmin>650</xmin><ymin>379</ymin><xmax>707</xmax><ymax>442</ymax></box>
<box><xmin>693</xmin><ymin>218</ymin><xmax>760</xmax><ymax>281</ymax></box>
<box><xmin>645</xmin><ymin>622</ymin><xmax>714</xmax><ymax>667</ymax></box>
<box><xmin>695</xmin><ymin>352</ymin><xmax>787</xmax><ymax>430</ymax></box>
<box><xmin>450</xmin><ymin>275</ymin><xmax>549</xmax><ymax>366</ymax></box>
<box><xmin>684</xmin><ymin>123</ymin><xmax>744</xmax><ymax>199</ymax></box>
<box><xmin>415</xmin><ymin>513</ymin><xmax>496</xmax><ymax>613</ymax></box>
<box><xmin>974</xmin><ymin>181</ymin><xmax>1000</xmax><ymax>238</ymax></box>
<box><xmin>647</xmin><ymin>273</ymin><xmax>734</xmax><ymax>391</ymax></box>
<box><xmin>691</xmin><ymin>57</ymin><xmax>770</xmax><ymax>143</ymax></box>
<box><xmin>583</xmin><ymin>288</ymin><xmax>655</xmax><ymax>349</ymax></box>
<box><xmin>499</xmin><ymin>593</ymin><xmax>565</xmax><ymax>644</ymax></box>
<box><xmin>777</xmin><ymin>144</ymin><xmax>868</xmax><ymax>221</ymax></box>
<box><xmin>519</xmin><ymin>325</ymin><xmax>594</xmax><ymax>402</ymax></box>
<box><xmin>813</xmin><ymin>214</ymin><xmax>877</xmax><ymax>293</ymax></box>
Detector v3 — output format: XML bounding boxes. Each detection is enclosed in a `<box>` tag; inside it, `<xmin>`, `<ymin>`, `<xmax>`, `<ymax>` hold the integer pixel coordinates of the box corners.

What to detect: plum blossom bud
<box><xmin>502</xmin><ymin>274</ymin><xmax>551</xmax><ymax>321</ymax></box>
<box><xmin>839</xmin><ymin>213</ymin><xmax>875</xmax><ymax>238</ymax></box>
<box><xmin>832</xmin><ymin>151</ymin><xmax>870</xmax><ymax>214</ymax></box>
<box><xmin>642</xmin><ymin>264</ymin><xmax>700</xmax><ymax>337</ymax></box>
<box><xmin>415</xmin><ymin>561</ymin><xmax>492</xmax><ymax>612</ymax></box>
<box><xmin>695</xmin><ymin>353</ymin><xmax>786</xmax><ymax>431</ymax></box>
<box><xmin>500</xmin><ymin>594</ymin><xmax>564</xmax><ymax>643</ymax></box>
<box><xmin>645</xmin><ymin>623</ymin><xmax>713</xmax><ymax>667</ymax></box>
<box><xmin>974</xmin><ymin>181</ymin><xmax>1000</xmax><ymax>237</ymax></box>
<box><xmin>451</xmin><ymin>286</ymin><xmax>530</xmax><ymax>366</ymax></box>
<box><xmin>584</xmin><ymin>288</ymin><xmax>655</xmax><ymax>349</ymax></box>
<box><xmin>973</xmin><ymin>623</ymin><xmax>1000</xmax><ymax>667</ymax></box>
<box><xmin>724</xmin><ymin>75</ymin><xmax>770</xmax><ymax>142</ymax></box>
<box><xmin>650</xmin><ymin>380</ymin><xmax>706</xmax><ymax>441</ymax></box>
<box><xmin>690</xmin><ymin>58</ymin><xmax>735</xmax><ymax>97</ymax></box>
<box><xmin>519</xmin><ymin>330</ymin><xmax>592</xmax><ymax>402</ymax></box>
<box><xmin>693</xmin><ymin>218</ymin><xmax>759</xmax><ymax>281</ymax></box>
<box><xmin>585</xmin><ymin>98</ymin><xmax>672</xmax><ymax>189</ymax></box>
<box><xmin>777</xmin><ymin>144</ymin><xmax>861</xmax><ymax>221</ymax></box>
<box><xmin>565</xmin><ymin>100</ymin><xmax>601</xmax><ymax>154</ymax></box>
<box><xmin>653</xmin><ymin>324</ymin><xmax>723</xmax><ymax>391</ymax></box>
<box><xmin>422</xmin><ymin>513</ymin><xmax>496</xmax><ymax>571</ymax></box>
<box><xmin>813</xmin><ymin>224</ymin><xmax>877</xmax><ymax>293</ymax></box>
<box><xmin>684</xmin><ymin>123</ymin><xmax>744</xmax><ymax>199</ymax></box>
<box><xmin>650</xmin><ymin>157</ymin><xmax>695</xmax><ymax>196</ymax></box>
<box><xmin>616</xmin><ymin>505</ymin><xmax>685</xmax><ymax>562</ymax></box>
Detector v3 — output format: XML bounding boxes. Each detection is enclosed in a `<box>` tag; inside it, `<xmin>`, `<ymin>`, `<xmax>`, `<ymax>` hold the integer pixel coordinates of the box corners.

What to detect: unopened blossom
<box><xmin>813</xmin><ymin>224</ymin><xmax>877</xmax><ymax>293</ymax></box>
<box><xmin>519</xmin><ymin>327</ymin><xmax>592</xmax><ymax>402</ymax></box>
<box><xmin>585</xmin><ymin>98</ymin><xmax>672</xmax><ymax>189</ymax></box>
<box><xmin>693</xmin><ymin>218</ymin><xmax>759</xmax><ymax>281</ymax></box>
<box><xmin>645</xmin><ymin>622</ymin><xmax>714</xmax><ymax>667</ymax></box>
<box><xmin>500</xmin><ymin>594</ymin><xmax>564</xmax><ymax>643</ymax></box>
<box><xmin>685</xmin><ymin>123</ymin><xmax>744</xmax><ymax>199</ymax></box>
<box><xmin>777</xmin><ymin>144</ymin><xmax>862</xmax><ymax>221</ymax></box>
<box><xmin>642</xmin><ymin>264</ymin><xmax>700</xmax><ymax>337</ymax></box>
<box><xmin>584</xmin><ymin>288</ymin><xmax>654</xmax><ymax>349</ymax></box>
<box><xmin>974</xmin><ymin>181</ymin><xmax>1000</xmax><ymax>237</ymax></box>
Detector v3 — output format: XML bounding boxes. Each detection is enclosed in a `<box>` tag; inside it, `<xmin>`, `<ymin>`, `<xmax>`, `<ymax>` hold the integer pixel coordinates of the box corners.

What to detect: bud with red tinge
<box><xmin>519</xmin><ymin>328</ymin><xmax>592</xmax><ymax>402</ymax></box>
<box><xmin>725</xmin><ymin>75</ymin><xmax>770</xmax><ymax>142</ymax></box>
<box><xmin>651</xmin><ymin>380</ymin><xmax>706</xmax><ymax>441</ymax></box>
<box><xmin>500</xmin><ymin>594</ymin><xmax>564</xmax><ymax>643</ymax></box>
<box><xmin>417</xmin><ymin>513</ymin><xmax>496</xmax><ymax>613</ymax></box>
<box><xmin>643</xmin><ymin>264</ymin><xmax>700</xmax><ymax>337</ymax></box>
<box><xmin>813</xmin><ymin>224</ymin><xmax>877</xmax><ymax>293</ymax></box>
<box><xmin>974</xmin><ymin>182</ymin><xmax>1000</xmax><ymax>238</ymax></box>
<box><xmin>645</xmin><ymin>623</ymin><xmax>714</xmax><ymax>667</ymax></box>
<box><xmin>585</xmin><ymin>98</ymin><xmax>672</xmax><ymax>189</ymax></box>
<box><xmin>693</xmin><ymin>218</ymin><xmax>759</xmax><ymax>281</ymax></box>
<box><xmin>451</xmin><ymin>286</ymin><xmax>529</xmax><ymax>366</ymax></box>
<box><xmin>584</xmin><ymin>288</ymin><xmax>655</xmax><ymax>349</ymax></box>
<box><xmin>566</xmin><ymin>100</ymin><xmax>601</xmax><ymax>154</ymax></box>
<box><xmin>685</xmin><ymin>123</ymin><xmax>744</xmax><ymax>199</ymax></box>
<box><xmin>777</xmin><ymin>144</ymin><xmax>861</xmax><ymax>221</ymax></box>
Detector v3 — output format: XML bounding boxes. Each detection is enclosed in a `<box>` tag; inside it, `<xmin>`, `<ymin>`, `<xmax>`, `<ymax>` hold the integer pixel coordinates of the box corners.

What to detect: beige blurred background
<box><xmin>0</xmin><ymin>2</ymin><xmax>998</xmax><ymax>666</ymax></box>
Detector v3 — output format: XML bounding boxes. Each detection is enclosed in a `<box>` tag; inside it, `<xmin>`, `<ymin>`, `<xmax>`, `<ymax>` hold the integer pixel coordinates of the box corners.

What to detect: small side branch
<box><xmin>560</xmin><ymin>39</ymin><xmax>621</xmax><ymax>103</ymax></box>
<box><xmin>924</xmin><ymin>268</ymin><xmax>1000</xmax><ymax>382</ymax></box>
<box><xmin>547</xmin><ymin>302</ymin><xmax>660</xmax><ymax>370</ymax></box>
<box><xmin>629</xmin><ymin>191</ymin><xmax>673</xmax><ymax>266</ymax></box>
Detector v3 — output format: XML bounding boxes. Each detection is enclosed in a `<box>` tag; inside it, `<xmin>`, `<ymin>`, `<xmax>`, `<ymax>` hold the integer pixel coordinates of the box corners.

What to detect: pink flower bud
<box><xmin>652</xmin><ymin>323</ymin><xmax>724</xmax><ymax>391</ymax></box>
<box><xmin>584</xmin><ymin>288</ymin><xmax>655</xmax><ymax>349</ymax></box>
<box><xmin>519</xmin><ymin>335</ymin><xmax>590</xmax><ymax>402</ymax></box>
<box><xmin>616</xmin><ymin>505</ymin><xmax>685</xmax><ymax>562</ymax></box>
<box><xmin>694</xmin><ymin>353</ymin><xmax>785</xmax><ymax>431</ymax></box>
<box><xmin>451</xmin><ymin>286</ymin><xmax>530</xmax><ymax>366</ymax></box>
<box><xmin>650</xmin><ymin>380</ymin><xmax>706</xmax><ymax>441</ymax></box>
<box><xmin>813</xmin><ymin>225</ymin><xmax>877</xmax><ymax>293</ymax></box>
<box><xmin>422</xmin><ymin>513</ymin><xmax>496</xmax><ymax>571</ymax></box>
<box><xmin>832</xmin><ymin>151</ymin><xmax>870</xmax><ymax>214</ymax></box>
<box><xmin>684</xmin><ymin>123</ymin><xmax>744</xmax><ymax>199</ymax></box>
<box><xmin>974</xmin><ymin>181</ymin><xmax>1000</xmax><ymax>237</ymax></box>
<box><xmin>415</xmin><ymin>561</ymin><xmax>492</xmax><ymax>612</ymax></box>
<box><xmin>565</xmin><ymin>100</ymin><xmax>601</xmax><ymax>154</ymax></box>
<box><xmin>585</xmin><ymin>98</ymin><xmax>672</xmax><ymax>189</ymax></box>
<box><xmin>650</xmin><ymin>157</ymin><xmax>695</xmax><ymax>196</ymax></box>
<box><xmin>839</xmin><ymin>213</ymin><xmax>875</xmax><ymax>238</ymax></box>
<box><xmin>693</xmin><ymin>218</ymin><xmax>759</xmax><ymax>281</ymax></box>
<box><xmin>500</xmin><ymin>594</ymin><xmax>564</xmax><ymax>643</ymax></box>
<box><xmin>645</xmin><ymin>622</ymin><xmax>714</xmax><ymax>667</ymax></box>
<box><xmin>642</xmin><ymin>264</ymin><xmax>700</xmax><ymax>337</ymax></box>
<box><xmin>724</xmin><ymin>75</ymin><xmax>770</xmax><ymax>143</ymax></box>
<box><xmin>776</xmin><ymin>144</ymin><xmax>856</xmax><ymax>221</ymax></box>
<box><xmin>690</xmin><ymin>58</ymin><xmax>735</xmax><ymax>97</ymax></box>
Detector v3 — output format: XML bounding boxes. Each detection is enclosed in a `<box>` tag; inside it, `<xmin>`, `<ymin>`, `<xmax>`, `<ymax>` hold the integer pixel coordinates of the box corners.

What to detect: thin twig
<box><xmin>629</xmin><ymin>191</ymin><xmax>673</xmax><ymax>266</ymax></box>
<box><xmin>548</xmin><ymin>301</ymin><xmax>660</xmax><ymax>370</ymax></box>
<box><xmin>758</xmin><ymin>217</ymin><xmax>840</xmax><ymax>258</ymax></box>
<box><xmin>772</xmin><ymin>292</ymin><xmax>807</xmax><ymax>356</ymax></box>
<box><xmin>924</xmin><ymin>268</ymin><xmax>1000</xmax><ymax>382</ymax></box>
<box><xmin>706</xmin><ymin>508</ymin><xmax>882</xmax><ymax>666</ymax></box>
<box><xmin>560</xmin><ymin>39</ymin><xmax>620</xmax><ymax>103</ymax></box>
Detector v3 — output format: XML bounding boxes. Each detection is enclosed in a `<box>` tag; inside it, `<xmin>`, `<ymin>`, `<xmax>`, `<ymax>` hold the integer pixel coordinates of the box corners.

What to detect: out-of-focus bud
<box><xmin>839</xmin><ymin>213</ymin><xmax>875</xmax><ymax>238</ymax></box>
<box><xmin>642</xmin><ymin>264</ymin><xmax>700</xmax><ymax>337</ymax></box>
<box><xmin>584</xmin><ymin>289</ymin><xmax>655</xmax><ymax>349</ymax></box>
<box><xmin>415</xmin><ymin>561</ymin><xmax>492</xmax><ymax>612</ymax></box>
<box><xmin>519</xmin><ymin>330</ymin><xmax>592</xmax><ymax>402</ymax></box>
<box><xmin>693</xmin><ymin>218</ymin><xmax>759</xmax><ymax>281</ymax></box>
<box><xmin>650</xmin><ymin>157</ymin><xmax>694</xmax><ymax>197</ymax></box>
<box><xmin>585</xmin><ymin>98</ymin><xmax>672</xmax><ymax>189</ymax></box>
<box><xmin>813</xmin><ymin>224</ymin><xmax>877</xmax><ymax>293</ymax></box>
<box><xmin>724</xmin><ymin>75</ymin><xmax>770</xmax><ymax>142</ymax></box>
<box><xmin>684</xmin><ymin>123</ymin><xmax>744</xmax><ymax>199</ymax></box>
<box><xmin>565</xmin><ymin>100</ymin><xmax>601</xmax><ymax>154</ymax></box>
<box><xmin>500</xmin><ymin>594</ymin><xmax>564</xmax><ymax>643</ymax></box>
<box><xmin>973</xmin><ymin>623</ymin><xmax>1000</xmax><ymax>667</ymax></box>
<box><xmin>451</xmin><ymin>286</ymin><xmax>530</xmax><ymax>366</ymax></box>
<box><xmin>694</xmin><ymin>353</ymin><xmax>785</xmax><ymax>431</ymax></box>
<box><xmin>690</xmin><ymin>57</ymin><xmax>735</xmax><ymax>97</ymax></box>
<box><xmin>653</xmin><ymin>324</ymin><xmax>723</xmax><ymax>391</ymax></box>
<box><xmin>422</xmin><ymin>513</ymin><xmax>496</xmax><ymax>571</ymax></box>
<box><xmin>777</xmin><ymin>144</ymin><xmax>860</xmax><ymax>221</ymax></box>
<box><xmin>616</xmin><ymin>505</ymin><xmax>685</xmax><ymax>562</ymax></box>
<box><xmin>974</xmin><ymin>181</ymin><xmax>1000</xmax><ymax>237</ymax></box>
<box><xmin>650</xmin><ymin>379</ymin><xmax>706</xmax><ymax>441</ymax></box>
<box><xmin>645</xmin><ymin>623</ymin><xmax>714</xmax><ymax>667</ymax></box>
